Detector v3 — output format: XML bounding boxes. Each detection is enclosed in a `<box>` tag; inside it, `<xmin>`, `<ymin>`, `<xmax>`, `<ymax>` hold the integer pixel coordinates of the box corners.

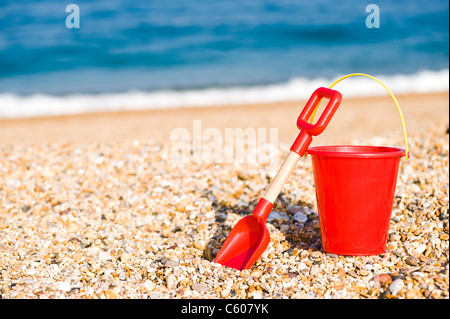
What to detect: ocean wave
<box><xmin>0</xmin><ymin>69</ymin><xmax>448</xmax><ymax>119</ymax></box>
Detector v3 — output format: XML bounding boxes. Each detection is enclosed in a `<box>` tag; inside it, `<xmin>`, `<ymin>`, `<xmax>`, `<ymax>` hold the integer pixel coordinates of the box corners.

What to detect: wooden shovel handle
<box><xmin>262</xmin><ymin>150</ymin><xmax>301</xmax><ymax>203</ymax></box>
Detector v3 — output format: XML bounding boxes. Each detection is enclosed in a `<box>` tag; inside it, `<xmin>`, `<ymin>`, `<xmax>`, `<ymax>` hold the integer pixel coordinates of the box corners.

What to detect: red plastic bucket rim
<box><xmin>307</xmin><ymin>145</ymin><xmax>405</xmax><ymax>158</ymax></box>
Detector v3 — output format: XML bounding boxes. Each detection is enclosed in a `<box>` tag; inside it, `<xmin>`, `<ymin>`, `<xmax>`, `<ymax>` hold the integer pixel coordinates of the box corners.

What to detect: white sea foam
<box><xmin>0</xmin><ymin>69</ymin><xmax>448</xmax><ymax>119</ymax></box>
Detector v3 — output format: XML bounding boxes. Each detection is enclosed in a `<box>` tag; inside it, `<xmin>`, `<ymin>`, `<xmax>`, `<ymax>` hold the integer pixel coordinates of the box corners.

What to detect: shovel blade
<box><xmin>213</xmin><ymin>216</ymin><xmax>270</xmax><ymax>270</ymax></box>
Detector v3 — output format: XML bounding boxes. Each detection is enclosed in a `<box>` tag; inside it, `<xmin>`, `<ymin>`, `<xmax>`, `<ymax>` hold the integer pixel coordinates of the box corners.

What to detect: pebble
<box><xmin>293</xmin><ymin>212</ymin><xmax>308</xmax><ymax>223</ymax></box>
<box><xmin>405</xmin><ymin>256</ymin><xmax>418</xmax><ymax>266</ymax></box>
<box><xmin>267</xmin><ymin>211</ymin><xmax>290</xmax><ymax>223</ymax></box>
<box><xmin>0</xmin><ymin>123</ymin><xmax>448</xmax><ymax>299</ymax></box>
<box><xmin>373</xmin><ymin>274</ymin><xmax>392</xmax><ymax>284</ymax></box>
<box><xmin>165</xmin><ymin>260</ymin><xmax>180</xmax><ymax>268</ymax></box>
<box><xmin>120</xmin><ymin>253</ymin><xmax>132</xmax><ymax>263</ymax></box>
<box><xmin>166</xmin><ymin>274</ymin><xmax>177</xmax><ymax>290</ymax></box>
<box><xmin>415</xmin><ymin>244</ymin><xmax>427</xmax><ymax>255</ymax></box>
<box><xmin>144</xmin><ymin>280</ymin><xmax>155</xmax><ymax>291</ymax></box>
<box><xmin>252</xmin><ymin>292</ymin><xmax>263</xmax><ymax>299</ymax></box>
<box><xmin>56</xmin><ymin>281</ymin><xmax>71</xmax><ymax>292</ymax></box>
<box><xmin>388</xmin><ymin>279</ymin><xmax>404</xmax><ymax>295</ymax></box>
<box><xmin>251</xmin><ymin>269</ymin><xmax>263</xmax><ymax>278</ymax></box>
<box><xmin>105</xmin><ymin>289</ymin><xmax>118</xmax><ymax>299</ymax></box>
<box><xmin>149</xmin><ymin>292</ymin><xmax>162</xmax><ymax>299</ymax></box>
<box><xmin>192</xmin><ymin>283</ymin><xmax>208</xmax><ymax>293</ymax></box>
<box><xmin>286</xmin><ymin>205</ymin><xmax>305</xmax><ymax>214</ymax></box>
<box><xmin>359</xmin><ymin>270</ymin><xmax>370</xmax><ymax>277</ymax></box>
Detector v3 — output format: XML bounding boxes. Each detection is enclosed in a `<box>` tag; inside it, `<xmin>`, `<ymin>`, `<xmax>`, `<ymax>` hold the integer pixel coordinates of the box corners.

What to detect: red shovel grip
<box><xmin>296</xmin><ymin>87</ymin><xmax>342</xmax><ymax>135</ymax></box>
<box><xmin>290</xmin><ymin>87</ymin><xmax>342</xmax><ymax>156</ymax></box>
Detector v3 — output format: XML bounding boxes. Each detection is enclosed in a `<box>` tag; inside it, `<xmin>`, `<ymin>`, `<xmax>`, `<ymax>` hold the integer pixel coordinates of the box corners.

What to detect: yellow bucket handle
<box><xmin>310</xmin><ymin>73</ymin><xmax>410</xmax><ymax>159</ymax></box>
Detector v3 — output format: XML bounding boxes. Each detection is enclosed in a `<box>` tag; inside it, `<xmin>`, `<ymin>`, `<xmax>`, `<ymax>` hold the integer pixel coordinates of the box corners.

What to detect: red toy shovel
<box><xmin>213</xmin><ymin>87</ymin><xmax>342</xmax><ymax>270</ymax></box>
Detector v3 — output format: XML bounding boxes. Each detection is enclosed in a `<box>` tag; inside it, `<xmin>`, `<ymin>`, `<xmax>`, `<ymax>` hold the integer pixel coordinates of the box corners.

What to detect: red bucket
<box><xmin>307</xmin><ymin>145</ymin><xmax>405</xmax><ymax>255</ymax></box>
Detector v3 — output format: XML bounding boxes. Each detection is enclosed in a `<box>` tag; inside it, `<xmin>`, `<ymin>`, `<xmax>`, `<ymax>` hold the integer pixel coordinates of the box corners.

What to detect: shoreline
<box><xmin>0</xmin><ymin>91</ymin><xmax>448</xmax><ymax>146</ymax></box>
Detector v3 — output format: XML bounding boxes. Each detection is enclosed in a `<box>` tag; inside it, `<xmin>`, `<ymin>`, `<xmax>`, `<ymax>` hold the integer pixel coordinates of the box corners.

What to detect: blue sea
<box><xmin>0</xmin><ymin>0</ymin><xmax>448</xmax><ymax>118</ymax></box>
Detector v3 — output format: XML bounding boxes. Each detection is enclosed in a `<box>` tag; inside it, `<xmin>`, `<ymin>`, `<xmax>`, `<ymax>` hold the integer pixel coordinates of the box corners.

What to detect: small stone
<box><xmin>405</xmin><ymin>256</ymin><xmax>418</xmax><ymax>266</ymax></box>
<box><xmin>251</xmin><ymin>269</ymin><xmax>263</xmax><ymax>278</ymax></box>
<box><xmin>67</xmin><ymin>222</ymin><xmax>78</xmax><ymax>233</ymax></box>
<box><xmin>98</xmin><ymin>251</ymin><xmax>112</xmax><ymax>261</ymax></box>
<box><xmin>56</xmin><ymin>281</ymin><xmax>71</xmax><ymax>292</ymax></box>
<box><xmin>237</xmin><ymin>172</ymin><xmax>249</xmax><ymax>180</ymax></box>
<box><xmin>390</xmin><ymin>272</ymin><xmax>404</xmax><ymax>281</ymax></box>
<box><xmin>179</xmin><ymin>279</ymin><xmax>190</xmax><ymax>287</ymax></box>
<box><xmin>192</xmin><ymin>283</ymin><xmax>208</xmax><ymax>293</ymax></box>
<box><xmin>134</xmin><ymin>272</ymin><xmax>142</xmax><ymax>281</ymax></box>
<box><xmin>149</xmin><ymin>292</ymin><xmax>162</xmax><ymax>299</ymax></box>
<box><xmin>120</xmin><ymin>253</ymin><xmax>132</xmax><ymax>263</ymax></box>
<box><xmin>189</xmin><ymin>211</ymin><xmax>197</xmax><ymax>220</ymax></box>
<box><xmin>143</xmin><ymin>280</ymin><xmax>155</xmax><ymax>291</ymax></box>
<box><xmin>405</xmin><ymin>289</ymin><xmax>421</xmax><ymax>299</ymax></box>
<box><xmin>391</xmin><ymin>216</ymin><xmax>400</xmax><ymax>223</ymax></box>
<box><xmin>166</xmin><ymin>274</ymin><xmax>176</xmax><ymax>290</ymax></box>
<box><xmin>334</xmin><ymin>282</ymin><xmax>345</xmax><ymax>290</ymax></box>
<box><xmin>373</xmin><ymin>273</ymin><xmax>392</xmax><ymax>284</ymax></box>
<box><xmin>287</xmin><ymin>272</ymin><xmax>298</xmax><ymax>279</ymax></box>
<box><xmin>105</xmin><ymin>289</ymin><xmax>118</xmax><ymax>299</ymax></box>
<box><xmin>388</xmin><ymin>279</ymin><xmax>404</xmax><ymax>295</ymax></box>
<box><xmin>389</xmin><ymin>233</ymin><xmax>401</xmax><ymax>242</ymax></box>
<box><xmin>286</xmin><ymin>205</ymin><xmax>305</xmax><ymax>214</ymax></box>
<box><xmin>282</xmin><ymin>247</ymin><xmax>294</xmax><ymax>256</ymax></box>
<box><xmin>415</xmin><ymin>244</ymin><xmax>427</xmax><ymax>255</ymax></box>
<box><xmin>165</xmin><ymin>260</ymin><xmax>180</xmax><ymax>268</ymax></box>
<box><xmin>161</xmin><ymin>224</ymin><xmax>173</xmax><ymax>237</ymax></box>
<box><xmin>204</xmin><ymin>246</ymin><xmax>214</xmax><ymax>262</ymax></box>
<box><xmin>252</xmin><ymin>292</ymin><xmax>263</xmax><ymax>299</ymax></box>
<box><xmin>430</xmin><ymin>236</ymin><xmax>440</xmax><ymax>245</ymax></box>
<box><xmin>175</xmin><ymin>197</ymin><xmax>191</xmax><ymax>212</ymax></box>
<box><xmin>193</xmin><ymin>242</ymin><xmax>204</xmax><ymax>250</ymax></box>
<box><xmin>197</xmin><ymin>223</ymin><xmax>208</xmax><ymax>232</ymax></box>
<box><xmin>431</xmin><ymin>291</ymin><xmax>442</xmax><ymax>299</ymax></box>
<box><xmin>411</xmin><ymin>271</ymin><xmax>426</xmax><ymax>279</ymax></box>
<box><xmin>293</xmin><ymin>212</ymin><xmax>308</xmax><ymax>223</ymax></box>
<box><xmin>440</xmin><ymin>233</ymin><xmax>449</xmax><ymax>240</ymax></box>
<box><xmin>337</xmin><ymin>267</ymin><xmax>346</xmax><ymax>278</ymax></box>
<box><xmin>359</xmin><ymin>270</ymin><xmax>369</xmax><ymax>276</ymax></box>
<box><xmin>267</xmin><ymin>211</ymin><xmax>289</xmax><ymax>223</ymax></box>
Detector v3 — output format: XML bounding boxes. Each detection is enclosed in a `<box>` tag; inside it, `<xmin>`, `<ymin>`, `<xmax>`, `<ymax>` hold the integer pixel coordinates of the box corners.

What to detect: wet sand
<box><xmin>0</xmin><ymin>92</ymin><xmax>448</xmax><ymax>146</ymax></box>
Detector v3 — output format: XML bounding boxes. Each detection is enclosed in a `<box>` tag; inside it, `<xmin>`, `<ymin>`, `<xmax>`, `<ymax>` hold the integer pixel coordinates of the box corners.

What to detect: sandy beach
<box><xmin>1</xmin><ymin>0</ymin><xmax>448</xmax><ymax>303</ymax></box>
<box><xmin>0</xmin><ymin>91</ymin><xmax>448</xmax><ymax>146</ymax></box>
<box><xmin>0</xmin><ymin>91</ymin><xmax>448</xmax><ymax>300</ymax></box>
